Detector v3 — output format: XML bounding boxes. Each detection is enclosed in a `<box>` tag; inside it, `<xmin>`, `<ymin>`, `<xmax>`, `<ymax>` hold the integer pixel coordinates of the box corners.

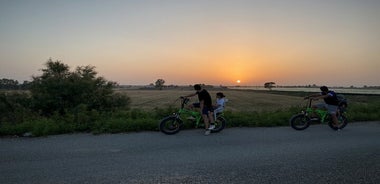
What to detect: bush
<box><xmin>0</xmin><ymin>119</ymin><xmax>64</xmax><ymax>137</ymax></box>
<box><xmin>347</xmin><ymin>101</ymin><xmax>380</xmax><ymax>121</ymax></box>
<box><xmin>0</xmin><ymin>92</ymin><xmax>36</xmax><ymax>124</ymax></box>
<box><xmin>30</xmin><ymin>59</ymin><xmax>130</xmax><ymax>116</ymax></box>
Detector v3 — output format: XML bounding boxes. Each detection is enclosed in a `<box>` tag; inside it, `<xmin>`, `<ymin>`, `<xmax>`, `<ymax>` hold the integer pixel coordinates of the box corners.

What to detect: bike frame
<box><xmin>303</xmin><ymin>99</ymin><xmax>330</xmax><ymax>123</ymax></box>
<box><xmin>175</xmin><ymin>97</ymin><xmax>222</xmax><ymax>128</ymax></box>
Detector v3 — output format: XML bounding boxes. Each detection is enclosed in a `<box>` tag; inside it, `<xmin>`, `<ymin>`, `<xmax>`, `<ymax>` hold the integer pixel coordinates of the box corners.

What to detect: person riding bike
<box><xmin>182</xmin><ymin>84</ymin><xmax>215</xmax><ymax>135</ymax></box>
<box><xmin>305</xmin><ymin>86</ymin><xmax>340</xmax><ymax>129</ymax></box>
<box><xmin>213</xmin><ymin>92</ymin><xmax>226</xmax><ymax>115</ymax></box>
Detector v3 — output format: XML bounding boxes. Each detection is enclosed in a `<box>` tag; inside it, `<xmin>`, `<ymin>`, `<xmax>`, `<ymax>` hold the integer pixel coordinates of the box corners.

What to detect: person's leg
<box><xmin>202</xmin><ymin>114</ymin><xmax>209</xmax><ymax>129</ymax></box>
<box><xmin>213</xmin><ymin>108</ymin><xmax>222</xmax><ymax>120</ymax></box>
<box><xmin>328</xmin><ymin>105</ymin><xmax>339</xmax><ymax>128</ymax></box>
<box><xmin>208</xmin><ymin>110</ymin><xmax>215</xmax><ymax>130</ymax></box>
<box><xmin>201</xmin><ymin>107</ymin><xmax>211</xmax><ymax>135</ymax></box>
<box><xmin>331</xmin><ymin>113</ymin><xmax>339</xmax><ymax>127</ymax></box>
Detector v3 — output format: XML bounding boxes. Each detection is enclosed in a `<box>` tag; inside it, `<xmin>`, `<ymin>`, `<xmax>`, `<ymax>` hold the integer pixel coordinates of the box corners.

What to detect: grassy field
<box><xmin>118</xmin><ymin>88</ymin><xmax>304</xmax><ymax>112</ymax></box>
<box><xmin>1</xmin><ymin>88</ymin><xmax>379</xmax><ymax>136</ymax></box>
<box><xmin>118</xmin><ymin>87</ymin><xmax>380</xmax><ymax>124</ymax></box>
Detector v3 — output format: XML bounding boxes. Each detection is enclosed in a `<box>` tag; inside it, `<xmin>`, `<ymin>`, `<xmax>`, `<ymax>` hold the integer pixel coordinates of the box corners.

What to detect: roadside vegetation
<box><xmin>1</xmin><ymin>60</ymin><xmax>380</xmax><ymax>137</ymax></box>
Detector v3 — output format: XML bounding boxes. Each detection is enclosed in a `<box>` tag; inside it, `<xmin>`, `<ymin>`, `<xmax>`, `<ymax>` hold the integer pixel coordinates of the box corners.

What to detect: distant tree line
<box><xmin>0</xmin><ymin>78</ymin><xmax>31</xmax><ymax>90</ymax></box>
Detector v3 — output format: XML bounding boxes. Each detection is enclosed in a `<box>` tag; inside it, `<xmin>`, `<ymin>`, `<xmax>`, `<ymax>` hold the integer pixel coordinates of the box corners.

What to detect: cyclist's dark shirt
<box><xmin>197</xmin><ymin>89</ymin><xmax>213</xmax><ymax>108</ymax></box>
<box><xmin>321</xmin><ymin>90</ymin><xmax>339</xmax><ymax>105</ymax></box>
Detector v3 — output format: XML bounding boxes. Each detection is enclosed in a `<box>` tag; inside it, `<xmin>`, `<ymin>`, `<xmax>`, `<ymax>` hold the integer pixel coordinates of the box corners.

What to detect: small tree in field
<box><xmin>264</xmin><ymin>82</ymin><xmax>276</xmax><ymax>90</ymax></box>
<box><xmin>155</xmin><ymin>79</ymin><xmax>165</xmax><ymax>90</ymax></box>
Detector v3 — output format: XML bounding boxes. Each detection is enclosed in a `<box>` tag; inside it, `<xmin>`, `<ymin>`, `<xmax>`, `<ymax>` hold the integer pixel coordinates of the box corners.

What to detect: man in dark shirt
<box><xmin>183</xmin><ymin>84</ymin><xmax>215</xmax><ymax>135</ymax></box>
<box><xmin>305</xmin><ymin>86</ymin><xmax>340</xmax><ymax>129</ymax></box>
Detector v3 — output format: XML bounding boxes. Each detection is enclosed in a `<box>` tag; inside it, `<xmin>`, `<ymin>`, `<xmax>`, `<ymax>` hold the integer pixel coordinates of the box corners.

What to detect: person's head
<box><xmin>193</xmin><ymin>84</ymin><xmax>202</xmax><ymax>91</ymax></box>
<box><xmin>320</xmin><ymin>86</ymin><xmax>329</xmax><ymax>92</ymax></box>
<box><xmin>216</xmin><ymin>92</ymin><xmax>225</xmax><ymax>98</ymax></box>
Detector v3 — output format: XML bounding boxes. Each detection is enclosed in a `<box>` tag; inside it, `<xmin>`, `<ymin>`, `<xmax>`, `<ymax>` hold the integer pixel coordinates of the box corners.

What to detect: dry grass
<box><xmin>117</xmin><ymin>88</ymin><xmax>303</xmax><ymax>112</ymax></box>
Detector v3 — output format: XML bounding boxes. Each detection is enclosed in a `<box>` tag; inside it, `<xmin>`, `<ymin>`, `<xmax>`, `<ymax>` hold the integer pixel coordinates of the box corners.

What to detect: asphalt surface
<box><xmin>1</xmin><ymin>122</ymin><xmax>379</xmax><ymax>184</ymax></box>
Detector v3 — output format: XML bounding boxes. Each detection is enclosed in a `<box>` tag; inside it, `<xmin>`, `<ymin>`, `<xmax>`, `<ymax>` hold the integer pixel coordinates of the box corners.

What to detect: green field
<box><xmin>119</xmin><ymin>88</ymin><xmax>303</xmax><ymax>112</ymax></box>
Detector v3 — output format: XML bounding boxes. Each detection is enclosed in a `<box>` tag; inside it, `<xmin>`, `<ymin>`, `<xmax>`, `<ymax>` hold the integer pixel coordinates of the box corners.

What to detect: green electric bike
<box><xmin>290</xmin><ymin>98</ymin><xmax>348</xmax><ymax>131</ymax></box>
<box><xmin>159</xmin><ymin>97</ymin><xmax>226</xmax><ymax>135</ymax></box>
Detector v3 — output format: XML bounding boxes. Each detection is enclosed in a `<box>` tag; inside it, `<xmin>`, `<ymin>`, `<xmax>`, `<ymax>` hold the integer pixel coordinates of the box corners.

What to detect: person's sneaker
<box><xmin>208</xmin><ymin>124</ymin><xmax>215</xmax><ymax>130</ymax></box>
<box><xmin>335</xmin><ymin>126</ymin><xmax>341</xmax><ymax>131</ymax></box>
<box><xmin>204</xmin><ymin>130</ymin><xmax>211</xmax><ymax>136</ymax></box>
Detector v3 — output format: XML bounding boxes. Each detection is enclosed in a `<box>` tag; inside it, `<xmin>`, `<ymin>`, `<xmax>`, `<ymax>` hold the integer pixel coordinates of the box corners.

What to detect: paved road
<box><xmin>1</xmin><ymin>122</ymin><xmax>379</xmax><ymax>184</ymax></box>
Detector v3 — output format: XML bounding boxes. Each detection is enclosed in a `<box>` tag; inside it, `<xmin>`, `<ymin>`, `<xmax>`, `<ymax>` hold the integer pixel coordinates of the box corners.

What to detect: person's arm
<box><xmin>182</xmin><ymin>93</ymin><xmax>197</xmax><ymax>98</ymax></box>
<box><xmin>305</xmin><ymin>93</ymin><xmax>323</xmax><ymax>99</ymax></box>
<box><xmin>312</xmin><ymin>94</ymin><xmax>329</xmax><ymax>100</ymax></box>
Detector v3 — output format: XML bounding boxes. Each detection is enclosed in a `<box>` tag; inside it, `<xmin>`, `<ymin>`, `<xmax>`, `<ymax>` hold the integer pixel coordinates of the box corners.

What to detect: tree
<box><xmin>155</xmin><ymin>79</ymin><xmax>165</xmax><ymax>90</ymax></box>
<box><xmin>30</xmin><ymin>59</ymin><xmax>130</xmax><ymax>116</ymax></box>
<box><xmin>264</xmin><ymin>82</ymin><xmax>276</xmax><ymax>90</ymax></box>
<box><xmin>0</xmin><ymin>78</ymin><xmax>19</xmax><ymax>89</ymax></box>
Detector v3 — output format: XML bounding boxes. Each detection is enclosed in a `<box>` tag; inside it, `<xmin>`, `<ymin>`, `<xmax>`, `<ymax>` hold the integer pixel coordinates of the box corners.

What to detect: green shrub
<box><xmin>0</xmin><ymin>119</ymin><xmax>65</xmax><ymax>137</ymax></box>
<box><xmin>0</xmin><ymin>122</ymin><xmax>32</xmax><ymax>136</ymax></box>
<box><xmin>344</xmin><ymin>100</ymin><xmax>380</xmax><ymax>122</ymax></box>
<box><xmin>30</xmin><ymin>59</ymin><xmax>130</xmax><ymax>116</ymax></box>
<box><xmin>0</xmin><ymin>92</ymin><xmax>36</xmax><ymax>124</ymax></box>
<box><xmin>30</xmin><ymin>119</ymin><xmax>61</xmax><ymax>136</ymax></box>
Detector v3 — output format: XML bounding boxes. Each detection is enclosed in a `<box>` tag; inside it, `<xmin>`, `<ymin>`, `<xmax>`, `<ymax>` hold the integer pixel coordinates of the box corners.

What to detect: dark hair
<box><xmin>320</xmin><ymin>86</ymin><xmax>329</xmax><ymax>92</ymax></box>
<box><xmin>216</xmin><ymin>92</ymin><xmax>225</xmax><ymax>98</ymax></box>
<box><xmin>194</xmin><ymin>84</ymin><xmax>201</xmax><ymax>90</ymax></box>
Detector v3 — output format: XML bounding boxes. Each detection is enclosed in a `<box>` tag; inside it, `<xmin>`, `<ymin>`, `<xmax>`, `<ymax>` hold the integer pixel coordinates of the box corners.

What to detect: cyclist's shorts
<box><xmin>202</xmin><ymin>106</ymin><xmax>214</xmax><ymax>115</ymax></box>
<box><xmin>326</xmin><ymin>104</ymin><xmax>338</xmax><ymax>114</ymax></box>
<box><xmin>192</xmin><ymin>102</ymin><xmax>200</xmax><ymax>108</ymax></box>
<box><xmin>316</xmin><ymin>103</ymin><xmax>337</xmax><ymax>114</ymax></box>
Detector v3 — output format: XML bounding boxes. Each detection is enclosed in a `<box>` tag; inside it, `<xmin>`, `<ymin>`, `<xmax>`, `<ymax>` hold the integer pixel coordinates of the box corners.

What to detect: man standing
<box><xmin>183</xmin><ymin>84</ymin><xmax>215</xmax><ymax>135</ymax></box>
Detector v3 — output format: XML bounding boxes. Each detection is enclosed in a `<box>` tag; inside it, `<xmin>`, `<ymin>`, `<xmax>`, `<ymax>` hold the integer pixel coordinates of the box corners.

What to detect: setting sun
<box><xmin>236</xmin><ymin>80</ymin><xmax>241</xmax><ymax>84</ymax></box>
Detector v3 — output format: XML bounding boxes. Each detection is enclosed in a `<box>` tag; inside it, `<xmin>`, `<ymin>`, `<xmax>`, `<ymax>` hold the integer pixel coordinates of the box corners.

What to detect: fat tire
<box><xmin>159</xmin><ymin>116</ymin><xmax>182</xmax><ymax>135</ymax></box>
<box><xmin>211</xmin><ymin>116</ymin><xmax>226</xmax><ymax>133</ymax></box>
<box><xmin>290</xmin><ymin>113</ymin><xmax>310</xmax><ymax>130</ymax></box>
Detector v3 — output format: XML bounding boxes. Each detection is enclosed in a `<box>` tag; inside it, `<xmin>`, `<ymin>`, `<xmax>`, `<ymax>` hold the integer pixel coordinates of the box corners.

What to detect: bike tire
<box><xmin>327</xmin><ymin>114</ymin><xmax>348</xmax><ymax>130</ymax></box>
<box><xmin>211</xmin><ymin>116</ymin><xmax>226</xmax><ymax>133</ymax></box>
<box><xmin>159</xmin><ymin>116</ymin><xmax>182</xmax><ymax>135</ymax></box>
<box><xmin>290</xmin><ymin>113</ymin><xmax>311</xmax><ymax>130</ymax></box>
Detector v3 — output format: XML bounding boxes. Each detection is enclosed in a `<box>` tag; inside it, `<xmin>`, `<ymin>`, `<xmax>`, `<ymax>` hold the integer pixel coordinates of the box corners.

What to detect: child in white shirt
<box><xmin>214</xmin><ymin>92</ymin><xmax>226</xmax><ymax>114</ymax></box>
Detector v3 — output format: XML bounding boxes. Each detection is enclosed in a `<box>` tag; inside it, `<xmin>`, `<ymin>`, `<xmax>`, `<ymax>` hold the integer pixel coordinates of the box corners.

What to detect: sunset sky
<box><xmin>1</xmin><ymin>0</ymin><xmax>379</xmax><ymax>87</ymax></box>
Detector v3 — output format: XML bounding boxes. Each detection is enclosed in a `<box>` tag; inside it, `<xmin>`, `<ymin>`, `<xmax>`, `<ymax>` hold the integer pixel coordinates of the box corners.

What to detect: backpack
<box><xmin>336</xmin><ymin>94</ymin><xmax>348</xmax><ymax>108</ymax></box>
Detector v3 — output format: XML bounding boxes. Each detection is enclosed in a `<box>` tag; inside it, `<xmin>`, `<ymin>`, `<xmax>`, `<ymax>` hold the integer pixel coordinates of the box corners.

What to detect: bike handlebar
<box><xmin>179</xmin><ymin>96</ymin><xmax>190</xmax><ymax>107</ymax></box>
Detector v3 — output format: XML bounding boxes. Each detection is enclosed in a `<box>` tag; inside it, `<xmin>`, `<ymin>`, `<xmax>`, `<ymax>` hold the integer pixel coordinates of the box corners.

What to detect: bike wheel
<box><xmin>290</xmin><ymin>113</ymin><xmax>310</xmax><ymax>130</ymax></box>
<box><xmin>159</xmin><ymin>116</ymin><xmax>183</xmax><ymax>135</ymax></box>
<box><xmin>211</xmin><ymin>116</ymin><xmax>226</xmax><ymax>133</ymax></box>
<box><xmin>327</xmin><ymin>114</ymin><xmax>348</xmax><ymax>130</ymax></box>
